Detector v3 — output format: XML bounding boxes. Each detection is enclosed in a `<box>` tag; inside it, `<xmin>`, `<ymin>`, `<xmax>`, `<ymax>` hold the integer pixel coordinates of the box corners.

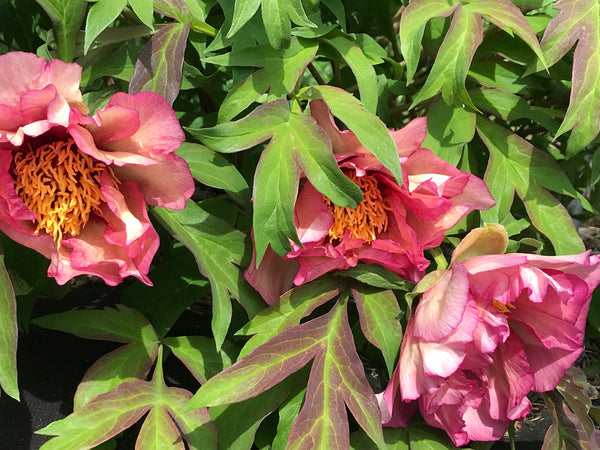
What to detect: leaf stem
<box><xmin>307</xmin><ymin>63</ymin><xmax>326</xmax><ymax>85</ymax></box>
<box><xmin>428</xmin><ymin>247</ymin><xmax>448</xmax><ymax>271</ymax></box>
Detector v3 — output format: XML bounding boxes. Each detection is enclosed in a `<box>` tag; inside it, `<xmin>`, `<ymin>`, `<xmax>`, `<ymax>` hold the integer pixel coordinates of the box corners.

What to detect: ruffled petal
<box><xmin>113</xmin><ymin>153</ymin><xmax>194</xmax><ymax>209</ymax></box>
<box><xmin>294</xmin><ymin>183</ymin><xmax>333</xmax><ymax>245</ymax></box>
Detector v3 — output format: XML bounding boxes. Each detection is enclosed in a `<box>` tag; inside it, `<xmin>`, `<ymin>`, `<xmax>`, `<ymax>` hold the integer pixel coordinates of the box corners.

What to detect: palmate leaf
<box><xmin>187</xmin><ymin>296</ymin><xmax>385</xmax><ymax>449</ymax></box>
<box><xmin>528</xmin><ymin>0</ymin><xmax>600</xmax><ymax>155</ymax></box>
<box><xmin>152</xmin><ymin>200</ymin><xmax>264</xmax><ymax>350</ymax></box>
<box><xmin>401</xmin><ymin>0</ymin><xmax>544</xmax><ymax>108</ymax></box>
<box><xmin>187</xmin><ymin>99</ymin><xmax>362</xmax><ymax>263</ymax></box>
<box><xmin>38</xmin><ymin>347</ymin><xmax>217</xmax><ymax>449</ymax></box>
<box><xmin>204</xmin><ymin>37</ymin><xmax>318</xmax><ymax>122</ymax></box>
<box><xmin>0</xmin><ymin>248</ymin><xmax>18</xmax><ymax>400</ymax></box>
<box><xmin>153</xmin><ymin>0</ymin><xmax>217</xmax><ymax>36</ymax></box>
<box><xmin>129</xmin><ymin>21</ymin><xmax>190</xmax><ymax>105</ymax></box>
<box><xmin>476</xmin><ymin>117</ymin><xmax>586</xmax><ymax>255</ymax></box>
<box><xmin>36</xmin><ymin>0</ymin><xmax>86</xmax><ymax>62</ymax></box>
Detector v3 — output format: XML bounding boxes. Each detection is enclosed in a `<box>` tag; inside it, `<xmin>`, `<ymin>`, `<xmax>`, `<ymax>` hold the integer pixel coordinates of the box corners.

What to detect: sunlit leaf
<box><xmin>0</xmin><ymin>249</ymin><xmax>18</xmax><ymax>400</ymax></box>
<box><xmin>127</xmin><ymin>0</ymin><xmax>153</xmax><ymax>29</ymax></box>
<box><xmin>73</xmin><ymin>343</ymin><xmax>158</xmax><ymax>409</ymax></box>
<box><xmin>153</xmin><ymin>0</ymin><xmax>217</xmax><ymax>36</ymax></box>
<box><xmin>477</xmin><ymin>117</ymin><xmax>585</xmax><ymax>255</ymax></box>
<box><xmin>322</xmin><ymin>35</ymin><xmax>379</xmax><ymax>113</ymax></box>
<box><xmin>529</xmin><ymin>0</ymin><xmax>600</xmax><ymax>155</ymax></box>
<box><xmin>188</xmin><ymin>99</ymin><xmax>362</xmax><ymax>263</ymax></box>
<box><xmin>84</xmin><ymin>0</ymin><xmax>126</xmax><ymax>54</ymax></box>
<box><xmin>129</xmin><ymin>22</ymin><xmax>189</xmax><ymax>105</ymax></box>
<box><xmin>36</xmin><ymin>0</ymin><xmax>86</xmax><ymax>62</ymax></box>
<box><xmin>298</xmin><ymin>85</ymin><xmax>403</xmax><ymax>185</ymax></box>
<box><xmin>352</xmin><ymin>286</ymin><xmax>403</xmax><ymax>376</ymax></box>
<box><xmin>188</xmin><ymin>297</ymin><xmax>385</xmax><ymax>449</ymax></box>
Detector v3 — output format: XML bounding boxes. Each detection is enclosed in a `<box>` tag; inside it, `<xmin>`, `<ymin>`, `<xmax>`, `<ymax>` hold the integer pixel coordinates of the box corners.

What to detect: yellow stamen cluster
<box><xmin>13</xmin><ymin>139</ymin><xmax>115</xmax><ymax>244</ymax></box>
<box><xmin>492</xmin><ymin>300</ymin><xmax>516</xmax><ymax>315</ymax></box>
<box><xmin>323</xmin><ymin>170</ymin><xmax>391</xmax><ymax>242</ymax></box>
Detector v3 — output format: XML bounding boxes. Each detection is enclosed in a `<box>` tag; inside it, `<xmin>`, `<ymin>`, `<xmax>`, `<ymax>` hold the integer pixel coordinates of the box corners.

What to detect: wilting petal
<box><xmin>377</xmin><ymin>366</ymin><xmax>418</xmax><ymax>427</ymax></box>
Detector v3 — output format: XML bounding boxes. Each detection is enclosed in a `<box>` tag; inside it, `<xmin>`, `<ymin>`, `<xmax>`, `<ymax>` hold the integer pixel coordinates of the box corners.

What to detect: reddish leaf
<box><xmin>136</xmin><ymin>406</ymin><xmax>184</xmax><ymax>450</ymax></box>
<box><xmin>530</xmin><ymin>0</ymin><xmax>600</xmax><ymax>154</ymax></box>
<box><xmin>129</xmin><ymin>22</ymin><xmax>190</xmax><ymax>105</ymax></box>
<box><xmin>188</xmin><ymin>297</ymin><xmax>385</xmax><ymax>449</ymax></box>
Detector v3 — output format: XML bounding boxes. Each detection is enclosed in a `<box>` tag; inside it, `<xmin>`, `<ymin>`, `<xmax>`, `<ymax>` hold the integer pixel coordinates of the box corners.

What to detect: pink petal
<box><xmin>389</xmin><ymin>117</ymin><xmax>427</xmax><ymax>158</ymax></box>
<box><xmin>244</xmin><ymin>243</ymin><xmax>299</xmax><ymax>305</ymax></box>
<box><xmin>294</xmin><ymin>183</ymin><xmax>333</xmax><ymax>244</ymax></box>
<box><xmin>412</xmin><ymin>264</ymin><xmax>470</xmax><ymax>341</ymax></box>
<box><xmin>113</xmin><ymin>153</ymin><xmax>195</xmax><ymax>209</ymax></box>
<box><xmin>100</xmin><ymin>92</ymin><xmax>185</xmax><ymax>156</ymax></box>
<box><xmin>87</xmin><ymin>104</ymin><xmax>140</xmax><ymax>146</ymax></box>
<box><xmin>484</xmin><ymin>333</ymin><xmax>533</xmax><ymax>421</ymax></box>
<box><xmin>378</xmin><ymin>367</ymin><xmax>418</xmax><ymax>427</ymax></box>
<box><xmin>462</xmin><ymin>402</ymin><xmax>511</xmax><ymax>443</ymax></box>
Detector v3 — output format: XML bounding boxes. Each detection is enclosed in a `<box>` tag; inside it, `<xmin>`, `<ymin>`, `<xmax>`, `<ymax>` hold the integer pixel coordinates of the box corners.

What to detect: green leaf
<box><xmin>129</xmin><ymin>21</ymin><xmax>190</xmax><ymax>105</ymax></box>
<box><xmin>74</xmin><ymin>342</ymin><xmax>159</xmax><ymax>409</ymax></box>
<box><xmin>323</xmin><ymin>35</ymin><xmax>379</xmax><ymax>113</ymax></box>
<box><xmin>238</xmin><ymin>277</ymin><xmax>344</xmax><ymax>356</ymax></box>
<box><xmin>422</xmin><ymin>99</ymin><xmax>476</xmax><ymax>166</ymax></box>
<box><xmin>463</xmin><ymin>0</ymin><xmax>545</xmax><ymax>65</ymax></box>
<box><xmin>477</xmin><ymin>117</ymin><xmax>585</xmax><ymax>255</ymax></box>
<box><xmin>352</xmin><ymin>286</ymin><xmax>403</xmax><ymax>376</ymax></box>
<box><xmin>534</xmin><ymin>0</ymin><xmax>600</xmax><ymax>155</ymax></box>
<box><xmin>272</xmin><ymin>388</ymin><xmax>305</xmax><ymax>450</ymax></box>
<box><xmin>152</xmin><ymin>200</ymin><xmax>264</xmax><ymax>349</ymax></box>
<box><xmin>555</xmin><ymin>367</ymin><xmax>597</xmax><ymax>438</ymax></box>
<box><xmin>210</xmin><ymin>378</ymin><xmax>298</xmax><ymax>450</ymax></box>
<box><xmin>163</xmin><ymin>336</ymin><xmax>237</xmax><ymax>384</ymax></box>
<box><xmin>153</xmin><ymin>0</ymin><xmax>217</xmax><ymax>36</ymax></box>
<box><xmin>38</xmin><ymin>350</ymin><xmax>218</xmax><ymax>449</ymax></box>
<box><xmin>36</xmin><ymin>0</ymin><xmax>87</xmax><ymax>62</ymax></box>
<box><xmin>189</xmin><ymin>100</ymin><xmax>362</xmax><ymax>263</ymax></box>
<box><xmin>227</xmin><ymin>0</ymin><xmax>261</xmax><ymax>38</ymax></box>
<box><xmin>336</xmin><ymin>264</ymin><xmax>414</xmax><ymax>291</ymax></box>
<box><xmin>188</xmin><ymin>297</ymin><xmax>385</xmax><ymax>449</ymax></box>
<box><xmin>176</xmin><ymin>142</ymin><xmax>250</xmax><ymax>205</ymax></box>
<box><xmin>0</xmin><ymin>249</ymin><xmax>18</xmax><ymax>400</ymax></box>
<box><xmin>470</xmin><ymin>87</ymin><xmax>561</xmax><ymax>133</ymax></box>
<box><xmin>298</xmin><ymin>85</ymin><xmax>403</xmax><ymax>185</ymax></box>
<box><xmin>84</xmin><ymin>0</ymin><xmax>127</xmax><ymax>54</ymax></box>
<box><xmin>399</xmin><ymin>0</ymin><xmax>460</xmax><ymax>83</ymax></box>
<box><xmin>32</xmin><ymin>304</ymin><xmax>158</xmax><ymax>344</ymax></box>
<box><xmin>205</xmin><ymin>37</ymin><xmax>318</xmax><ymax>122</ymax></box>
<box><xmin>261</xmin><ymin>0</ymin><xmax>316</xmax><ymax>48</ymax></box>
<box><xmin>410</xmin><ymin>4</ymin><xmax>482</xmax><ymax>109</ymax></box>
<box><xmin>127</xmin><ymin>0</ymin><xmax>153</xmax><ymax>29</ymax></box>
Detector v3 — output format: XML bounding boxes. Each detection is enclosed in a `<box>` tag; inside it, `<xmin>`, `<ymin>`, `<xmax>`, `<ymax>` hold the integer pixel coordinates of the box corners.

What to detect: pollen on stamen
<box><xmin>492</xmin><ymin>300</ymin><xmax>516</xmax><ymax>314</ymax></box>
<box><xmin>323</xmin><ymin>170</ymin><xmax>391</xmax><ymax>243</ymax></box>
<box><xmin>12</xmin><ymin>138</ymin><xmax>116</xmax><ymax>245</ymax></box>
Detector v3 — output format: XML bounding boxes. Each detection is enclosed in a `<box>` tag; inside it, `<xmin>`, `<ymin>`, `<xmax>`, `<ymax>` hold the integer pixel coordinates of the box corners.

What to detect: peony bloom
<box><xmin>245</xmin><ymin>100</ymin><xmax>495</xmax><ymax>304</ymax></box>
<box><xmin>0</xmin><ymin>52</ymin><xmax>194</xmax><ymax>285</ymax></box>
<box><xmin>378</xmin><ymin>224</ymin><xmax>600</xmax><ymax>446</ymax></box>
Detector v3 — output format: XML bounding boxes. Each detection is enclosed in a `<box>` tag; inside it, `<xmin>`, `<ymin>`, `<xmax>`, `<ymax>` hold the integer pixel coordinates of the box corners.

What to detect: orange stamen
<box><xmin>323</xmin><ymin>170</ymin><xmax>391</xmax><ymax>242</ymax></box>
<box><xmin>13</xmin><ymin>138</ymin><xmax>115</xmax><ymax>244</ymax></box>
<box><xmin>492</xmin><ymin>300</ymin><xmax>516</xmax><ymax>314</ymax></box>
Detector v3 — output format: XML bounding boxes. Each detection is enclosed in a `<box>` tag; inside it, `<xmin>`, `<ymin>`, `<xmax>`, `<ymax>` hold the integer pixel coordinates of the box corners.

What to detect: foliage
<box><xmin>1</xmin><ymin>0</ymin><xmax>600</xmax><ymax>448</ymax></box>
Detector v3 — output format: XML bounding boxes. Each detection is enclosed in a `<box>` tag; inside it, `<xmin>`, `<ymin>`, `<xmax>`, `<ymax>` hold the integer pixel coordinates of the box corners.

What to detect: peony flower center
<box><xmin>323</xmin><ymin>170</ymin><xmax>391</xmax><ymax>242</ymax></box>
<box><xmin>492</xmin><ymin>300</ymin><xmax>516</xmax><ymax>314</ymax></box>
<box><xmin>12</xmin><ymin>138</ymin><xmax>115</xmax><ymax>244</ymax></box>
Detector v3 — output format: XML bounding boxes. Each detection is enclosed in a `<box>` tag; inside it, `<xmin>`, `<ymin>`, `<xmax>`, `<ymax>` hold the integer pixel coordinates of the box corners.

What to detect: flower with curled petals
<box><xmin>244</xmin><ymin>99</ymin><xmax>496</xmax><ymax>305</ymax></box>
<box><xmin>378</xmin><ymin>224</ymin><xmax>600</xmax><ymax>446</ymax></box>
<box><xmin>0</xmin><ymin>52</ymin><xmax>194</xmax><ymax>286</ymax></box>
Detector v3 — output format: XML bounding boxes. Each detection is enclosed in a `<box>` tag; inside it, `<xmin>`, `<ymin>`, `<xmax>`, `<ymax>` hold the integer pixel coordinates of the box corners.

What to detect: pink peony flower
<box><xmin>0</xmin><ymin>52</ymin><xmax>194</xmax><ymax>286</ymax></box>
<box><xmin>378</xmin><ymin>224</ymin><xmax>600</xmax><ymax>446</ymax></box>
<box><xmin>244</xmin><ymin>100</ymin><xmax>495</xmax><ymax>304</ymax></box>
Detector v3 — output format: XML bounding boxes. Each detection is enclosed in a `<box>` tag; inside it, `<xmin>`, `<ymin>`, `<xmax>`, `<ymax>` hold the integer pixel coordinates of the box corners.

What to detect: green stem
<box><xmin>428</xmin><ymin>248</ymin><xmax>448</xmax><ymax>271</ymax></box>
